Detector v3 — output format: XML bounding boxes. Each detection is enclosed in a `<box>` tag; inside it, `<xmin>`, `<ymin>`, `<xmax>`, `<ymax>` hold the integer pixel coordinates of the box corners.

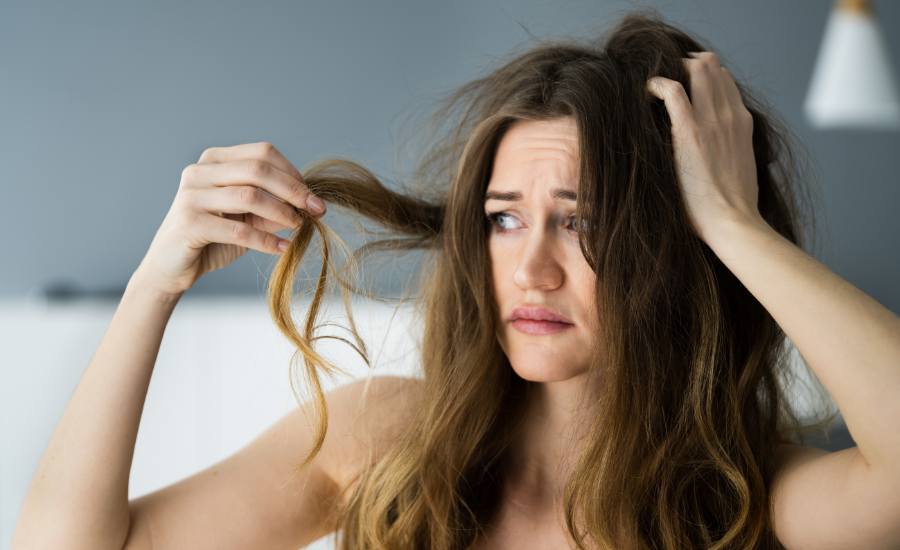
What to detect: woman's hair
<box><xmin>267</xmin><ymin>9</ymin><xmax>838</xmax><ymax>549</ymax></box>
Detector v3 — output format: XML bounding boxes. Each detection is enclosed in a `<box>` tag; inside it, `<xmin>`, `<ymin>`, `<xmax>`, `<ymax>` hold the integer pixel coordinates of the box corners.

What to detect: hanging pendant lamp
<box><xmin>803</xmin><ymin>0</ymin><xmax>900</xmax><ymax>130</ymax></box>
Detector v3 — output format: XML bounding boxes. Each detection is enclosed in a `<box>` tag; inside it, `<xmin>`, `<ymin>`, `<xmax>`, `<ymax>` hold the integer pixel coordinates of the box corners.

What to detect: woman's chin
<box><xmin>509</xmin><ymin>359</ymin><xmax>588</xmax><ymax>383</ymax></box>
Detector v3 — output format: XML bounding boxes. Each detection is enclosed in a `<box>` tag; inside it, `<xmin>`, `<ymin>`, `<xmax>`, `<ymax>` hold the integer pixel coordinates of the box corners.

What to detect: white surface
<box><xmin>0</xmin><ymin>294</ymin><xmax>833</xmax><ymax>549</ymax></box>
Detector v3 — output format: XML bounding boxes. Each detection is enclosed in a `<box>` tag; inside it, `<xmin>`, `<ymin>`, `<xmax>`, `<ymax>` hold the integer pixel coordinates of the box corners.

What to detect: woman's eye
<box><xmin>486</xmin><ymin>212</ymin><xmax>583</xmax><ymax>234</ymax></box>
<box><xmin>486</xmin><ymin>211</ymin><xmax>519</xmax><ymax>231</ymax></box>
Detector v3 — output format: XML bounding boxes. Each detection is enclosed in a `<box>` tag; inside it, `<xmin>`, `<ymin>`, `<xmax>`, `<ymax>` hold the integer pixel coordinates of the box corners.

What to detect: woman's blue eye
<box><xmin>485</xmin><ymin>211</ymin><xmax>581</xmax><ymax>234</ymax></box>
<box><xmin>486</xmin><ymin>211</ymin><xmax>518</xmax><ymax>231</ymax></box>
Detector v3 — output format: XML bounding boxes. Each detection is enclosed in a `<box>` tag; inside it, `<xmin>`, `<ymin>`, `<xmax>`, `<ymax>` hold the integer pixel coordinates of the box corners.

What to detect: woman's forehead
<box><xmin>492</xmin><ymin>117</ymin><xmax>578</xmax><ymax>170</ymax></box>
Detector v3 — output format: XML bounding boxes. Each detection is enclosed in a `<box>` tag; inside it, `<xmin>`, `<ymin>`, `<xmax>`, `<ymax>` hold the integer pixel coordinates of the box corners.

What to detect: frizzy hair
<box><xmin>265</xmin><ymin>9</ymin><xmax>837</xmax><ymax>549</ymax></box>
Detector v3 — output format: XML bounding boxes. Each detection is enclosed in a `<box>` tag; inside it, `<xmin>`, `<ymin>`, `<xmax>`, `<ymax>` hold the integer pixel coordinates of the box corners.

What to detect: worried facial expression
<box><xmin>485</xmin><ymin>116</ymin><xmax>598</xmax><ymax>382</ymax></box>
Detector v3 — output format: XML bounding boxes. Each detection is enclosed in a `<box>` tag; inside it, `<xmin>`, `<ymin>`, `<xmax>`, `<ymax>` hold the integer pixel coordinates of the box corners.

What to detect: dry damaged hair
<box><xmin>265</xmin><ymin>9</ymin><xmax>838</xmax><ymax>550</ymax></box>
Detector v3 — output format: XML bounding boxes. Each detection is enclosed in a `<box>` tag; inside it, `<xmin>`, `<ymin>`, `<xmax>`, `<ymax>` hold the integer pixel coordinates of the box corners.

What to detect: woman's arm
<box><xmin>706</xmin><ymin>212</ymin><xmax>900</xmax><ymax>549</ymax></box>
<box><xmin>648</xmin><ymin>48</ymin><xmax>900</xmax><ymax>485</ymax></box>
<box><xmin>11</xmin><ymin>270</ymin><xmax>182</xmax><ymax>550</ymax></box>
<box><xmin>647</xmin><ymin>52</ymin><xmax>900</xmax><ymax>547</ymax></box>
<box><xmin>12</xmin><ymin>140</ymin><xmax>323</xmax><ymax>550</ymax></box>
<box><xmin>706</xmin><ymin>213</ymin><xmax>900</xmax><ymax>471</ymax></box>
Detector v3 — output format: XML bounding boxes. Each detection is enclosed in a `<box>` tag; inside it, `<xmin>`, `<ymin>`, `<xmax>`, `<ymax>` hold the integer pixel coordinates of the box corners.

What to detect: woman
<box><xmin>14</xmin><ymin>9</ymin><xmax>900</xmax><ymax>550</ymax></box>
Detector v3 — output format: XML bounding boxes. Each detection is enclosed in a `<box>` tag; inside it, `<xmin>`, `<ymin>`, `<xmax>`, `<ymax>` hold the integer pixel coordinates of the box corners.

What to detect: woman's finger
<box><xmin>198</xmin><ymin>141</ymin><xmax>306</xmax><ymax>184</ymax></box>
<box><xmin>190</xmin><ymin>185</ymin><xmax>303</xmax><ymax>231</ymax></box>
<box><xmin>222</xmin><ymin>211</ymin><xmax>295</xmax><ymax>235</ymax></box>
<box><xmin>646</xmin><ymin>76</ymin><xmax>694</xmax><ymax>132</ymax></box>
<box><xmin>192</xmin><ymin>211</ymin><xmax>287</xmax><ymax>255</ymax></box>
<box><xmin>718</xmin><ymin>66</ymin><xmax>750</xmax><ymax>117</ymax></box>
<box><xmin>682</xmin><ymin>52</ymin><xmax>724</xmax><ymax>123</ymax></box>
<box><xmin>179</xmin><ymin>159</ymin><xmax>324</xmax><ymax>215</ymax></box>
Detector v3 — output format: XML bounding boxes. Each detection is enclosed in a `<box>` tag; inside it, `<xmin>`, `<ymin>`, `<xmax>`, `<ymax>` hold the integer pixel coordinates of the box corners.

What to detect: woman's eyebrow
<box><xmin>484</xmin><ymin>188</ymin><xmax>577</xmax><ymax>202</ymax></box>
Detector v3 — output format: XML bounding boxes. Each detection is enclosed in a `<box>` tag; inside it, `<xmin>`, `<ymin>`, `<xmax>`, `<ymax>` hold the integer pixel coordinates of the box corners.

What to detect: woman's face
<box><xmin>486</xmin><ymin>116</ymin><xmax>598</xmax><ymax>382</ymax></box>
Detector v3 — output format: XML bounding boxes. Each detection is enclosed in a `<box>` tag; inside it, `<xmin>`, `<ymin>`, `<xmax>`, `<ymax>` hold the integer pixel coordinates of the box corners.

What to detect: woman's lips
<box><xmin>511</xmin><ymin>319</ymin><xmax>574</xmax><ymax>335</ymax></box>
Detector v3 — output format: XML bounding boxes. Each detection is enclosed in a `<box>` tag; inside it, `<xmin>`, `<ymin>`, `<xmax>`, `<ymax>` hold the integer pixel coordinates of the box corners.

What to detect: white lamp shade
<box><xmin>804</xmin><ymin>1</ymin><xmax>900</xmax><ymax>130</ymax></box>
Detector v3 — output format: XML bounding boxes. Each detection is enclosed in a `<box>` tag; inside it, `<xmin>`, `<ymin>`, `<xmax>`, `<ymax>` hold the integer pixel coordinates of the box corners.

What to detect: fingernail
<box><xmin>306</xmin><ymin>194</ymin><xmax>325</xmax><ymax>213</ymax></box>
<box><xmin>278</xmin><ymin>240</ymin><xmax>290</xmax><ymax>252</ymax></box>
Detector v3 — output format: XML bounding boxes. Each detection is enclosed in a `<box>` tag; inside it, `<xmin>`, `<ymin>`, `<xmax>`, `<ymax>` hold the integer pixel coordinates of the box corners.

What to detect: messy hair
<box><xmin>268</xmin><ymin>9</ymin><xmax>836</xmax><ymax>549</ymax></box>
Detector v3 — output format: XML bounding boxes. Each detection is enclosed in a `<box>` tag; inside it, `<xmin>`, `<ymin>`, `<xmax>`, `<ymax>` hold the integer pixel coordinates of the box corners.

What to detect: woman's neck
<box><xmin>504</xmin><ymin>375</ymin><xmax>596</xmax><ymax>504</ymax></box>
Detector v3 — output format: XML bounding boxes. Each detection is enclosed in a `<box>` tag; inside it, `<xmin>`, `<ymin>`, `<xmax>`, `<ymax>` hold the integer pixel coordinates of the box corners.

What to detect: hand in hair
<box><xmin>132</xmin><ymin>141</ymin><xmax>326</xmax><ymax>299</ymax></box>
<box><xmin>645</xmin><ymin>51</ymin><xmax>763</xmax><ymax>241</ymax></box>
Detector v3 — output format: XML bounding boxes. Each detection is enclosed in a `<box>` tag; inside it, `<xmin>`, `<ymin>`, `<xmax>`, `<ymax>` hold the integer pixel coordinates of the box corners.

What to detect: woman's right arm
<box><xmin>11</xmin><ymin>142</ymin><xmax>329</xmax><ymax>550</ymax></box>
<box><xmin>11</xmin><ymin>273</ymin><xmax>183</xmax><ymax>550</ymax></box>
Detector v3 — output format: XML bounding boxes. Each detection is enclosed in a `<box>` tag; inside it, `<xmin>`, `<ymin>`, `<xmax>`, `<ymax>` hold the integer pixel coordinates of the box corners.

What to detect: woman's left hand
<box><xmin>645</xmin><ymin>51</ymin><xmax>763</xmax><ymax>240</ymax></box>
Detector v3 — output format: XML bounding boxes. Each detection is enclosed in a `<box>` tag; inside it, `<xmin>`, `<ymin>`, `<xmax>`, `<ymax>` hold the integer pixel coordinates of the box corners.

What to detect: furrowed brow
<box><xmin>484</xmin><ymin>188</ymin><xmax>577</xmax><ymax>202</ymax></box>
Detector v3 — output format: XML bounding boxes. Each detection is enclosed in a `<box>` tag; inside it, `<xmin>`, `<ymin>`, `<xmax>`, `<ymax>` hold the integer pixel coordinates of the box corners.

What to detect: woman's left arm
<box><xmin>704</xmin><ymin>211</ymin><xmax>900</xmax><ymax>471</ymax></box>
<box><xmin>647</xmin><ymin>51</ymin><xmax>900</xmax><ymax>549</ymax></box>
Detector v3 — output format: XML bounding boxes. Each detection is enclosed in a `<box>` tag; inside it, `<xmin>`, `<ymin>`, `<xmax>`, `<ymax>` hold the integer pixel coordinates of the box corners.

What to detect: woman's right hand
<box><xmin>132</xmin><ymin>141</ymin><xmax>327</xmax><ymax>299</ymax></box>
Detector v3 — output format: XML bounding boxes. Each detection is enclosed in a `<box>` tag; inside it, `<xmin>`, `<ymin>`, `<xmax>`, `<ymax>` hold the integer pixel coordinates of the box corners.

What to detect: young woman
<box><xmin>14</xmin><ymin>10</ymin><xmax>900</xmax><ymax>550</ymax></box>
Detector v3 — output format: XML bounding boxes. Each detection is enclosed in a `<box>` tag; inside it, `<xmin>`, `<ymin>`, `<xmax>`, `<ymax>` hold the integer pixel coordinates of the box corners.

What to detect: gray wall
<box><xmin>2</xmin><ymin>0</ymin><xmax>898</xmax><ymax>308</ymax></box>
<box><xmin>3</xmin><ymin>1</ymin><xmax>896</xmax><ymax>546</ymax></box>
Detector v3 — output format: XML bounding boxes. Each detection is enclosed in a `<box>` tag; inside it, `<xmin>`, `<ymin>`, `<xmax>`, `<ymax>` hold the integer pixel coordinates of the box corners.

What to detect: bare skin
<box><xmin>11</xmin><ymin>142</ymin><xmax>329</xmax><ymax>550</ymax></box>
<box><xmin>15</xmin><ymin>114</ymin><xmax>888</xmax><ymax>548</ymax></box>
<box><xmin>479</xmin><ymin>116</ymin><xmax>599</xmax><ymax>545</ymax></box>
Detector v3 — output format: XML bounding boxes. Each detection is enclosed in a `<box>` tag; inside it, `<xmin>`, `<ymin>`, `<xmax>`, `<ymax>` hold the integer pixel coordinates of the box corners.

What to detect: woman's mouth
<box><xmin>510</xmin><ymin>319</ymin><xmax>574</xmax><ymax>335</ymax></box>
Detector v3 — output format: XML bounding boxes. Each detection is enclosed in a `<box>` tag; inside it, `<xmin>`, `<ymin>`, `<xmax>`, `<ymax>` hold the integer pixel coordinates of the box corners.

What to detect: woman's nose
<box><xmin>512</xmin><ymin>231</ymin><xmax>564</xmax><ymax>290</ymax></box>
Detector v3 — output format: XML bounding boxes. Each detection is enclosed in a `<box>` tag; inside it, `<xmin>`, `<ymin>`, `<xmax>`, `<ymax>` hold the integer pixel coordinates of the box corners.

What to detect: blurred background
<box><xmin>2</xmin><ymin>0</ymin><xmax>898</xmax><ymax>548</ymax></box>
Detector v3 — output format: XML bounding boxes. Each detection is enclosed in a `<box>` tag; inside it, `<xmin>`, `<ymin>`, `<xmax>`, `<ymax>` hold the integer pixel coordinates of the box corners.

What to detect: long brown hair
<box><xmin>267</xmin><ymin>9</ymin><xmax>837</xmax><ymax>549</ymax></box>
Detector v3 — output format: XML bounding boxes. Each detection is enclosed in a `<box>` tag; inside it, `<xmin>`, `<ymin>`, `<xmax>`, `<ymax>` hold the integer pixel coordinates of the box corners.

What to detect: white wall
<box><xmin>1</xmin><ymin>294</ymin><xmax>835</xmax><ymax>549</ymax></box>
<box><xmin>1</xmin><ymin>294</ymin><xmax>422</xmax><ymax>549</ymax></box>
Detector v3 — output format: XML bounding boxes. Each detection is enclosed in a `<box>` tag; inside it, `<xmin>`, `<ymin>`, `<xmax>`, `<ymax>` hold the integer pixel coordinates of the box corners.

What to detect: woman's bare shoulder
<box><xmin>319</xmin><ymin>375</ymin><xmax>424</xmax><ymax>496</ymax></box>
<box><xmin>119</xmin><ymin>376</ymin><xmax>423</xmax><ymax>550</ymax></box>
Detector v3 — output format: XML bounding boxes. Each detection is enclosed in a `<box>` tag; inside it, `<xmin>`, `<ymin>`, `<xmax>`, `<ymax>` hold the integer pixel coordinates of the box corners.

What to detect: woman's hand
<box><xmin>645</xmin><ymin>51</ymin><xmax>762</xmax><ymax>240</ymax></box>
<box><xmin>133</xmin><ymin>141</ymin><xmax>326</xmax><ymax>299</ymax></box>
